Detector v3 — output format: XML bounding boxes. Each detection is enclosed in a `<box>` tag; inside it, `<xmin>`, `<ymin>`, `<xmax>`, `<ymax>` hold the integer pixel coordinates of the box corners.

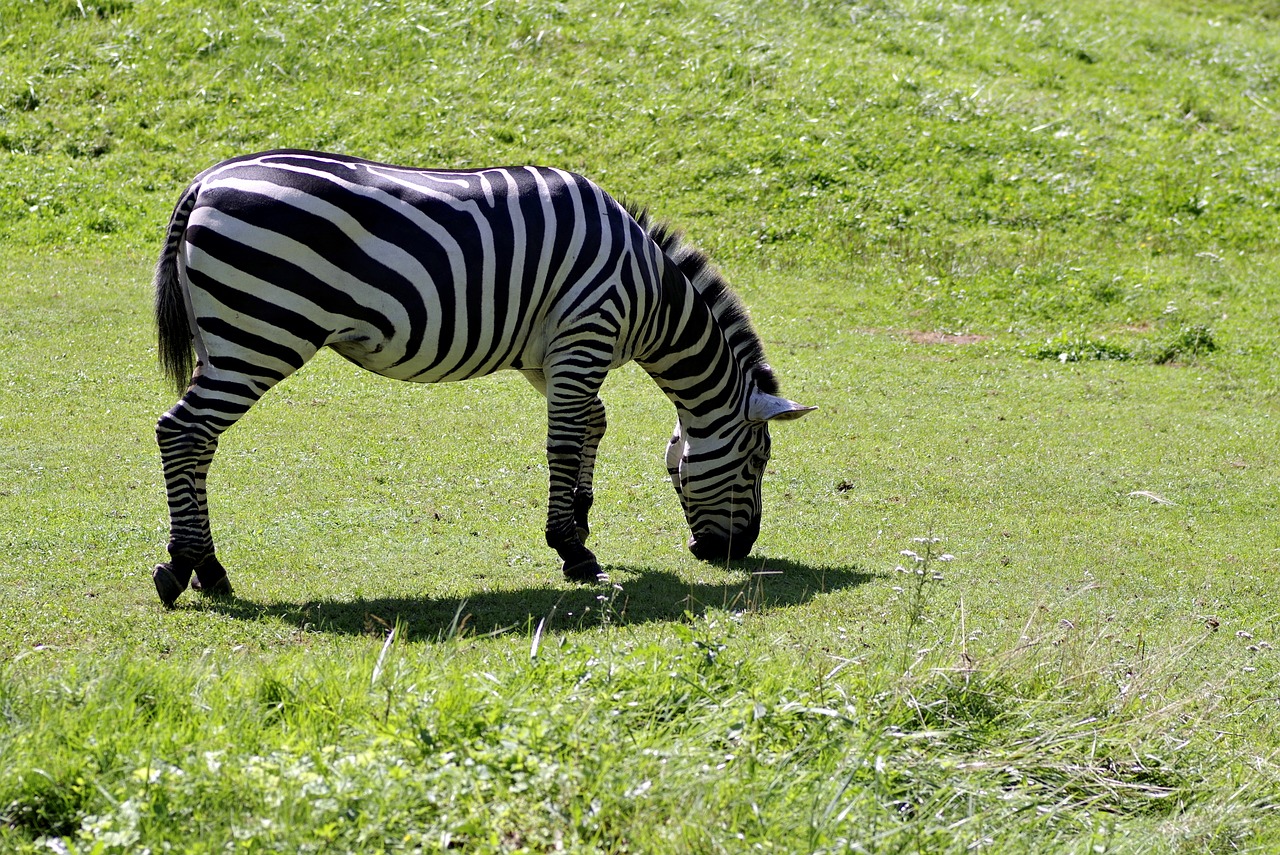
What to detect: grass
<box><xmin>3</xmin><ymin>0</ymin><xmax>1280</xmax><ymax>850</ymax></box>
<box><xmin>0</xmin><ymin>615</ymin><xmax>1255</xmax><ymax>852</ymax></box>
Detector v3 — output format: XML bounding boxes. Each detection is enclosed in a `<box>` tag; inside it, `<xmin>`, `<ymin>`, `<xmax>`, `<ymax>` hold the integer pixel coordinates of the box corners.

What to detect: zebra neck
<box><xmin>637</xmin><ymin>281</ymin><xmax>747</xmax><ymax>433</ymax></box>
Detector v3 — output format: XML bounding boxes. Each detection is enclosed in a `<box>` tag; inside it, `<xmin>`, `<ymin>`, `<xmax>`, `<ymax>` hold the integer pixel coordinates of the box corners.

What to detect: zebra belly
<box><xmin>326</xmin><ymin>326</ymin><xmax>547</xmax><ymax>384</ymax></box>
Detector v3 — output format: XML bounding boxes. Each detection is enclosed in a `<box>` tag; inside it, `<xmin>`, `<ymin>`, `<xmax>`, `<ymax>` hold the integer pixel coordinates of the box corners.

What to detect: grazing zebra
<box><xmin>151</xmin><ymin>149</ymin><xmax>813</xmax><ymax>607</ymax></box>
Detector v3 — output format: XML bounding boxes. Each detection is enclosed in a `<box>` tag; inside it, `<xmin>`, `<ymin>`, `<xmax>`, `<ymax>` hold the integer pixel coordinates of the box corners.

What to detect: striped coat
<box><xmin>151</xmin><ymin>150</ymin><xmax>812</xmax><ymax>607</ymax></box>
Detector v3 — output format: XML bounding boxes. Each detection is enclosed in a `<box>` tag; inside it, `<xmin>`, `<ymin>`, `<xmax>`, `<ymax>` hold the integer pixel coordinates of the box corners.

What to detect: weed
<box><xmin>1144</xmin><ymin>323</ymin><xmax>1218</xmax><ymax>364</ymax></box>
<box><xmin>1030</xmin><ymin>322</ymin><xmax>1218</xmax><ymax>365</ymax></box>
<box><xmin>0</xmin><ymin>616</ymin><xmax>1249</xmax><ymax>854</ymax></box>
<box><xmin>1031</xmin><ymin>331</ymin><xmax>1133</xmax><ymax>363</ymax></box>
<box><xmin>891</xmin><ymin>537</ymin><xmax>954</xmax><ymax>674</ymax></box>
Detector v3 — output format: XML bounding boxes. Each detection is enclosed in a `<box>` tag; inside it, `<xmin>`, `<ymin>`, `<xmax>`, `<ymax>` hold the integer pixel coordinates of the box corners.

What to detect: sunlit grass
<box><xmin>2</xmin><ymin>594</ymin><xmax>1267</xmax><ymax>853</ymax></box>
<box><xmin>3</xmin><ymin>0</ymin><xmax>1280</xmax><ymax>850</ymax></box>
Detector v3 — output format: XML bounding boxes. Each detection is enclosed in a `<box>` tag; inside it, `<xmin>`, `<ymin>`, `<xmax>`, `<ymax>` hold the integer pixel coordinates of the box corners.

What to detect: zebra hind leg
<box><xmin>153</xmin><ymin>384</ymin><xmax>247</xmax><ymax>607</ymax></box>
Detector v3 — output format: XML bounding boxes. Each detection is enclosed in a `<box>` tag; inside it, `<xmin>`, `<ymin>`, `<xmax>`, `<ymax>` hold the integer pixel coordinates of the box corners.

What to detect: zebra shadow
<box><xmin>200</xmin><ymin>557</ymin><xmax>874</xmax><ymax>641</ymax></box>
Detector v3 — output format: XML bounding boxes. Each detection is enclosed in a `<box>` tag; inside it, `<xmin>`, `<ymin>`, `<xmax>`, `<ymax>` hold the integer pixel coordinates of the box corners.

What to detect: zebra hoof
<box><xmin>563</xmin><ymin>556</ymin><xmax>603</xmax><ymax>584</ymax></box>
<box><xmin>191</xmin><ymin>573</ymin><xmax>234</xmax><ymax>598</ymax></box>
<box><xmin>153</xmin><ymin>563</ymin><xmax>186</xmax><ymax>608</ymax></box>
<box><xmin>191</xmin><ymin>555</ymin><xmax>234</xmax><ymax>599</ymax></box>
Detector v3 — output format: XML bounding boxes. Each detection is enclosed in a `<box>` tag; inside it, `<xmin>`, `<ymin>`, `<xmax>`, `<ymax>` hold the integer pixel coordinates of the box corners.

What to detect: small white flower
<box><xmin>937</xmin><ymin>554</ymin><xmax>956</xmax><ymax>562</ymax></box>
<box><xmin>899</xmin><ymin>550</ymin><xmax>921</xmax><ymax>561</ymax></box>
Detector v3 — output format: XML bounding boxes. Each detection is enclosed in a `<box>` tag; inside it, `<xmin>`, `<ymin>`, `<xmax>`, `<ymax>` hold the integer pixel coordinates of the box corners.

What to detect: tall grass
<box><xmin>2</xmin><ymin>600</ymin><xmax>1266</xmax><ymax>853</ymax></box>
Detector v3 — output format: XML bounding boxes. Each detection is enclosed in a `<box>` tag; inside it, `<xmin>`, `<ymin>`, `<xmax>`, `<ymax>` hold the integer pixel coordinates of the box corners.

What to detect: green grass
<box><xmin>1</xmin><ymin>612</ymin><xmax>1263</xmax><ymax>852</ymax></box>
<box><xmin>3</xmin><ymin>0</ymin><xmax>1280</xmax><ymax>850</ymax></box>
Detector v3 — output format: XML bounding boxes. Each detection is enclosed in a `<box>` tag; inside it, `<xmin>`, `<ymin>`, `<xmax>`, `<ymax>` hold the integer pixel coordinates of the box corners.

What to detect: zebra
<box><xmin>151</xmin><ymin>149</ymin><xmax>813</xmax><ymax>608</ymax></box>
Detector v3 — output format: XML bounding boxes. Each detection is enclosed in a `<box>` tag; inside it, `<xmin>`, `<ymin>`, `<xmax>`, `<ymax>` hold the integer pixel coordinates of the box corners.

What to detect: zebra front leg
<box><xmin>153</xmin><ymin>400</ymin><xmax>234</xmax><ymax>607</ymax></box>
<box><xmin>572</xmin><ymin>395</ymin><xmax>606</xmax><ymax>544</ymax></box>
<box><xmin>543</xmin><ymin>375</ymin><xmax>607</xmax><ymax>583</ymax></box>
<box><xmin>547</xmin><ymin>441</ymin><xmax>602</xmax><ymax>583</ymax></box>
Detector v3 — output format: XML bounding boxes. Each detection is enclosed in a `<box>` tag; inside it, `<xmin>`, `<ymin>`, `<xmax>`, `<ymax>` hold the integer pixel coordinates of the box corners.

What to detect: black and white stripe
<box><xmin>151</xmin><ymin>150</ymin><xmax>812</xmax><ymax>607</ymax></box>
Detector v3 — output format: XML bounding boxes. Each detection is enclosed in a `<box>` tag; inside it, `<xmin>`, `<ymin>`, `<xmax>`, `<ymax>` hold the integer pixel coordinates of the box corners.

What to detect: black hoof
<box><xmin>191</xmin><ymin>573</ymin><xmax>234</xmax><ymax>598</ymax></box>
<box><xmin>153</xmin><ymin>563</ymin><xmax>186</xmax><ymax>609</ymax></box>
<box><xmin>192</xmin><ymin>555</ymin><xmax>233</xmax><ymax>599</ymax></box>
<box><xmin>563</xmin><ymin>556</ymin><xmax>603</xmax><ymax>584</ymax></box>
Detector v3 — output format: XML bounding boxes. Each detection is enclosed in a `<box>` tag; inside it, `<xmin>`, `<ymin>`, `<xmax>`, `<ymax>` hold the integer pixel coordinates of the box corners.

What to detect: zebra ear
<box><xmin>748</xmin><ymin>390</ymin><xmax>816</xmax><ymax>423</ymax></box>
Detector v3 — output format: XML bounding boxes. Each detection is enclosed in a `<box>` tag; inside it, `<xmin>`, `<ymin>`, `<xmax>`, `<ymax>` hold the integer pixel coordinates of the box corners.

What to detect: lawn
<box><xmin>2</xmin><ymin>0</ymin><xmax>1280</xmax><ymax>851</ymax></box>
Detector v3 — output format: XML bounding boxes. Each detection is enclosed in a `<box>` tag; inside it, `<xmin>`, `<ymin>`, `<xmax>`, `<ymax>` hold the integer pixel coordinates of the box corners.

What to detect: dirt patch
<box><xmin>903</xmin><ymin>331</ymin><xmax>990</xmax><ymax>345</ymax></box>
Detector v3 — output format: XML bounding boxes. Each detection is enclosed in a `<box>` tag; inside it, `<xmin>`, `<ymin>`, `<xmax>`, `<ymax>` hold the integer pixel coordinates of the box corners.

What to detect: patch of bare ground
<box><xmin>901</xmin><ymin>330</ymin><xmax>990</xmax><ymax>345</ymax></box>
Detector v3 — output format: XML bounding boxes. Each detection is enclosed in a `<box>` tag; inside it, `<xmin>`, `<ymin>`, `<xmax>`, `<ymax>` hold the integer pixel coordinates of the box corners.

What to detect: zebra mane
<box><xmin>625</xmin><ymin>203</ymin><xmax>780</xmax><ymax>396</ymax></box>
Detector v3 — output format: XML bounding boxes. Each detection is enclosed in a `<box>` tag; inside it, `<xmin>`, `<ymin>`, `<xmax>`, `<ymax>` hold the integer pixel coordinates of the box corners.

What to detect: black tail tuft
<box><xmin>155</xmin><ymin>186</ymin><xmax>198</xmax><ymax>395</ymax></box>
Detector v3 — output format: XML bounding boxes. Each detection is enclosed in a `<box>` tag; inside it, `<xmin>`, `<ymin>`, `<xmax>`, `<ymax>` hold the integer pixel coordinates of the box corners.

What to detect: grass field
<box><xmin>3</xmin><ymin>0</ymin><xmax>1280</xmax><ymax>851</ymax></box>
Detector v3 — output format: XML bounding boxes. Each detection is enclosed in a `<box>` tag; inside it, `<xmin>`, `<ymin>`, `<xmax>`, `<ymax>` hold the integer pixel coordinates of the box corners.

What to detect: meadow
<box><xmin>2</xmin><ymin>0</ymin><xmax>1280</xmax><ymax>850</ymax></box>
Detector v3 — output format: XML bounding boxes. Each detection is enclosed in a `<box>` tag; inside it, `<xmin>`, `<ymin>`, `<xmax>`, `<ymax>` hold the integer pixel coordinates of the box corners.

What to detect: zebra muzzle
<box><xmin>688</xmin><ymin>526</ymin><xmax>758</xmax><ymax>562</ymax></box>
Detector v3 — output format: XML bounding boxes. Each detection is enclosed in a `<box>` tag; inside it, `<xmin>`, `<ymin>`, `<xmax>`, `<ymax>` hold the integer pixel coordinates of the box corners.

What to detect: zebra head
<box><xmin>665</xmin><ymin>368</ymin><xmax>814</xmax><ymax>561</ymax></box>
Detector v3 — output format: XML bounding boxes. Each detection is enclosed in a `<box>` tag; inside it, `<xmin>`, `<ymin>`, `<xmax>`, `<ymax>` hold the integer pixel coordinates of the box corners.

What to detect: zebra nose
<box><xmin>688</xmin><ymin>526</ymin><xmax>758</xmax><ymax>561</ymax></box>
<box><xmin>688</xmin><ymin>533</ymin><xmax>728</xmax><ymax>561</ymax></box>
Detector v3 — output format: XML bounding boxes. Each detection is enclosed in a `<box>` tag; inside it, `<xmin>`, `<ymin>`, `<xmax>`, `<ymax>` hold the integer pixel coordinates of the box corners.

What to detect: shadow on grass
<box><xmin>199</xmin><ymin>556</ymin><xmax>874</xmax><ymax>641</ymax></box>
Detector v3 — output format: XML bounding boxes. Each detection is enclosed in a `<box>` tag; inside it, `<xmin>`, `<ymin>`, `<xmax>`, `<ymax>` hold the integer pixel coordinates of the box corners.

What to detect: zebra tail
<box><xmin>155</xmin><ymin>184</ymin><xmax>199</xmax><ymax>395</ymax></box>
